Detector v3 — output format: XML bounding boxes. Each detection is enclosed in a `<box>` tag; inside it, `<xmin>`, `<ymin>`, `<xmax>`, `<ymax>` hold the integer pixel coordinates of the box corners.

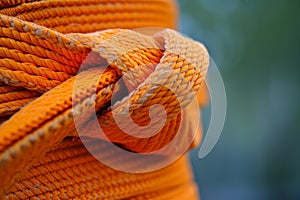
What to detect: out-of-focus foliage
<box><xmin>179</xmin><ymin>0</ymin><xmax>300</xmax><ymax>199</ymax></box>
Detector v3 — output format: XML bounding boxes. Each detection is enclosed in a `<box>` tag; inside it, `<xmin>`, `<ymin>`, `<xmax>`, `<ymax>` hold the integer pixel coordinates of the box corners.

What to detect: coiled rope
<box><xmin>0</xmin><ymin>0</ymin><xmax>209</xmax><ymax>199</ymax></box>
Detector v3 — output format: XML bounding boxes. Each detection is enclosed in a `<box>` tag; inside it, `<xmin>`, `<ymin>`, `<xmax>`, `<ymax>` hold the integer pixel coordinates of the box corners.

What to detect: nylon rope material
<box><xmin>0</xmin><ymin>0</ymin><xmax>209</xmax><ymax>199</ymax></box>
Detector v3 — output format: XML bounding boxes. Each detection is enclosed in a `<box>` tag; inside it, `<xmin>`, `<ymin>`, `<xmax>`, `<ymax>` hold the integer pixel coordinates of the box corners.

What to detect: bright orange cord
<box><xmin>0</xmin><ymin>0</ymin><xmax>208</xmax><ymax>199</ymax></box>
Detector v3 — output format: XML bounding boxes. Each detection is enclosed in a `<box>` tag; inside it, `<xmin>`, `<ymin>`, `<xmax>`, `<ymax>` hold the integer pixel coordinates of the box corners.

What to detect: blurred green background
<box><xmin>178</xmin><ymin>0</ymin><xmax>300</xmax><ymax>199</ymax></box>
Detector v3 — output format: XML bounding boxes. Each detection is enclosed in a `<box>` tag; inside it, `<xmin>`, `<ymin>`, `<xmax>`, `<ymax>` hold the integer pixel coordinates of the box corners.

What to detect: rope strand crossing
<box><xmin>0</xmin><ymin>0</ymin><xmax>209</xmax><ymax>199</ymax></box>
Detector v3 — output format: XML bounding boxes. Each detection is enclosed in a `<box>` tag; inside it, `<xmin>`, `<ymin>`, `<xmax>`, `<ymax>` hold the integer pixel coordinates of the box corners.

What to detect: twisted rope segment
<box><xmin>6</xmin><ymin>137</ymin><xmax>199</xmax><ymax>199</ymax></box>
<box><xmin>0</xmin><ymin>0</ymin><xmax>209</xmax><ymax>199</ymax></box>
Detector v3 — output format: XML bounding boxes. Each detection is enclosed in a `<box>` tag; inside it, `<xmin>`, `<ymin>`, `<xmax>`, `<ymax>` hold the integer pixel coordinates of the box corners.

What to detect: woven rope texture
<box><xmin>0</xmin><ymin>0</ymin><xmax>209</xmax><ymax>199</ymax></box>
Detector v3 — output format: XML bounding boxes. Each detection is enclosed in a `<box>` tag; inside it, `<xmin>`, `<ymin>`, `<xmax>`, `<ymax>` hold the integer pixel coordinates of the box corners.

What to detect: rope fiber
<box><xmin>0</xmin><ymin>0</ymin><xmax>209</xmax><ymax>199</ymax></box>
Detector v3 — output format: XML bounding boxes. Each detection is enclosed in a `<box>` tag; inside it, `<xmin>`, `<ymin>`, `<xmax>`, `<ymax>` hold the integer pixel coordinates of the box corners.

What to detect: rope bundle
<box><xmin>0</xmin><ymin>0</ymin><xmax>209</xmax><ymax>199</ymax></box>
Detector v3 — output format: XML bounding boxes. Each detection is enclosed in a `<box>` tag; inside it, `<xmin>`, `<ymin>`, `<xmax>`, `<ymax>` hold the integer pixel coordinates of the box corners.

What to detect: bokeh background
<box><xmin>178</xmin><ymin>0</ymin><xmax>300</xmax><ymax>199</ymax></box>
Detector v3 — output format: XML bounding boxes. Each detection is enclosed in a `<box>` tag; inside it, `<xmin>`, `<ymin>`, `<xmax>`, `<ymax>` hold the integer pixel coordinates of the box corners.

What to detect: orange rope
<box><xmin>0</xmin><ymin>0</ymin><xmax>209</xmax><ymax>199</ymax></box>
<box><xmin>6</xmin><ymin>137</ymin><xmax>199</xmax><ymax>199</ymax></box>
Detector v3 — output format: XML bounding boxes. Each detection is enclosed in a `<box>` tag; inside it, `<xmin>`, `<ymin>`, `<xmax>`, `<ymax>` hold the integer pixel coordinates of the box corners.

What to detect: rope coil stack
<box><xmin>0</xmin><ymin>0</ymin><xmax>209</xmax><ymax>199</ymax></box>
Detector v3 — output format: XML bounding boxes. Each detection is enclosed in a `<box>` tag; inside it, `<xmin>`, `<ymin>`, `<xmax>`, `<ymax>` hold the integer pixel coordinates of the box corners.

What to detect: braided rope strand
<box><xmin>0</xmin><ymin>0</ymin><xmax>209</xmax><ymax>199</ymax></box>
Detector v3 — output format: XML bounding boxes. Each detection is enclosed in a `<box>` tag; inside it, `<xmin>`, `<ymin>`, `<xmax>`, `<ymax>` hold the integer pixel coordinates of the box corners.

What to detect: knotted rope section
<box><xmin>0</xmin><ymin>0</ymin><xmax>209</xmax><ymax>199</ymax></box>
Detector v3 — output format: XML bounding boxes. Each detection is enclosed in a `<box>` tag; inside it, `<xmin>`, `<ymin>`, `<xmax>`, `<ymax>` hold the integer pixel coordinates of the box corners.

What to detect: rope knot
<box><xmin>0</xmin><ymin>1</ymin><xmax>208</xmax><ymax>194</ymax></box>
